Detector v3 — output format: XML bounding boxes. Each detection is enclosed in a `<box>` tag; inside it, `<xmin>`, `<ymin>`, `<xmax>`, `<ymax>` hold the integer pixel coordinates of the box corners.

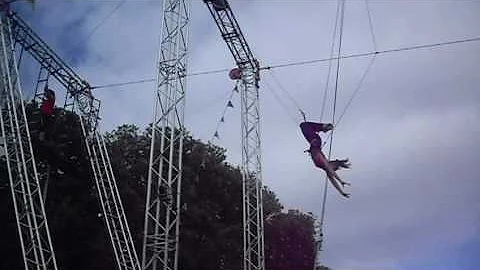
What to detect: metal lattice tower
<box><xmin>0</xmin><ymin>12</ymin><xmax>58</xmax><ymax>270</ymax></box>
<box><xmin>203</xmin><ymin>1</ymin><xmax>264</xmax><ymax>269</ymax></box>
<box><xmin>5</xmin><ymin>11</ymin><xmax>140</xmax><ymax>270</ymax></box>
<box><xmin>141</xmin><ymin>1</ymin><xmax>189</xmax><ymax>270</ymax></box>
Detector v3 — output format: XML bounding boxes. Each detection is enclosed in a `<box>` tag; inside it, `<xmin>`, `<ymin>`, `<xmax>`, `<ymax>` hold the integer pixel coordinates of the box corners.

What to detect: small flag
<box><xmin>227</xmin><ymin>101</ymin><xmax>234</xmax><ymax>108</ymax></box>
<box><xmin>220</xmin><ymin>116</ymin><xmax>224</xmax><ymax>122</ymax></box>
<box><xmin>214</xmin><ymin>131</ymin><xmax>219</xmax><ymax>138</ymax></box>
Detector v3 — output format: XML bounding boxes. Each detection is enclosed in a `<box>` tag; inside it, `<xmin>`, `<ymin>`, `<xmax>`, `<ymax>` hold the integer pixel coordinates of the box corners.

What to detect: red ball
<box><xmin>229</xmin><ymin>68</ymin><xmax>242</xmax><ymax>80</ymax></box>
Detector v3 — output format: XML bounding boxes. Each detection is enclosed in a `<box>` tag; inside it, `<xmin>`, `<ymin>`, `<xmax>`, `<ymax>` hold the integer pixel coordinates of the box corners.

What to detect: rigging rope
<box><xmin>316</xmin><ymin>3</ymin><xmax>376</xmax><ymax>263</ymax></box>
<box><xmin>263</xmin><ymin>77</ymin><xmax>299</xmax><ymax>124</ymax></box>
<box><xmin>90</xmin><ymin>78</ymin><xmax>154</xmax><ymax>89</ymax></box>
<box><xmin>265</xmin><ymin>36</ymin><xmax>480</xmax><ymax>70</ymax></box>
<box><xmin>315</xmin><ymin>2</ymin><xmax>343</xmax><ymax>265</ymax></box>
<box><xmin>89</xmin><ymin>35</ymin><xmax>480</xmax><ymax>91</ymax></box>
<box><xmin>268</xmin><ymin>70</ymin><xmax>305</xmax><ymax>117</ymax></box>
<box><xmin>66</xmin><ymin>1</ymin><xmax>126</xmax><ymax>64</ymax></box>
<box><xmin>320</xmin><ymin>0</ymin><xmax>341</xmax><ymax>122</ymax></box>
<box><xmin>336</xmin><ymin>56</ymin><xmax>376</xmax><ymax>126</ymax></box>
<box><xmin>209</xmin><ymin>81</ymin><xmax>240</xmax><ymax>142</ymax></box>
<box><xmin>365</xmin><ymin>0</ymin><xmax>377</xmax><ymax>51</ymax></box>
<box><xmin>90</xmin><ymin>68</ymin><xmax>230</xmax><ymax>90</ymax></box>
<box><xmin>189</xmin><ymin>68</ymin><xmax>231</xmax><ymax>77</ymax></box>
<box><xmin>321</xmin><ymin>54</ymin><xmax>377</xmax><ymax>148</ymax></box>
<box><xmin>319</xmin><ymin>0</ymin><xmax>345</xmax><ymax>243</ymax></box>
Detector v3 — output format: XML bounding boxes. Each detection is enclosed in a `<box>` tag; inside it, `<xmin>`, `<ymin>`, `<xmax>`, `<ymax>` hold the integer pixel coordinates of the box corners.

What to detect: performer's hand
<box><xmin>324</xmin><ymin>123</ymin><xmax>334</xmax><ymax>132</ymax></box>
<box><xmin>342</xmin><ymin>192</ymin><xmax>351</xmax><ymax>198</ymax></box>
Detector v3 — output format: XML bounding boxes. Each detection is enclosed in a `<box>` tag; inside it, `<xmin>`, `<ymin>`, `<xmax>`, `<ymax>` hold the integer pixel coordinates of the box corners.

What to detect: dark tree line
<box><xmin>0</xmin><ymin>104</ymin><xmax>328</xmax><ymax>270</ymax></box>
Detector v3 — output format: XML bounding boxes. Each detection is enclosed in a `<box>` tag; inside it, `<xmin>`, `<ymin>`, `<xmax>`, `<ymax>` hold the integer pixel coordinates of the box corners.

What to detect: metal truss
<box><xmin>0</xmin><ymin>12</ymin><xmax>58</xmax><ymax>270</ymax></box>
<box><xmin>5</xmin><ymin>11</ymin><xmax>140</xmax><ymax>270</ymax></box>
<box><xmin>80</xmin><ymin>120</ymin><xmax>141</xmax><ymax>270</ymax></box>
<box><xmin>141</xmin><ymin>1</ymin><xmax>189</xmax><ymax>270</ymax></box>
<box><xmin>203</xmin><ymin>1</ymin><xmax>264</xmax><ymax>269</ymax></box>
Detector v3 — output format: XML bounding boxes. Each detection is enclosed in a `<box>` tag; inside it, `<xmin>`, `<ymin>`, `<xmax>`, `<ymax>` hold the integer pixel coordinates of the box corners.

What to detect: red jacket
<box><xmin>40</xmin><ymin>98</ymin><xmax>54</xmax><ymax>115</ymax></box>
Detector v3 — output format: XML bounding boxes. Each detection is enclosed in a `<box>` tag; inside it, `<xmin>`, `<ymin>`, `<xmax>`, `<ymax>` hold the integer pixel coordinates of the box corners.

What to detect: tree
<box><xmin>1</xmin><ymin>104</ymin><xmax>317</xmax><ymax>270</ymax></box>
<box><xmin>265</xmin><ymin>209</ymin><xmax>316</xmax><ymax>270</ymax></box>
<box><xmin>1</xmin><ymin>102</ymin><xmax>114</xmax><ymax>270</ymax></box>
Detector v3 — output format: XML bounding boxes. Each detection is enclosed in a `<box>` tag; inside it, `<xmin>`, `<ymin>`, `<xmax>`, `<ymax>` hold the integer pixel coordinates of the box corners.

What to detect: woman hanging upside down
<box><xmin>300</xmin><ymin>121</ymin><xmax>351</xmax><ymax>198</ymax></box>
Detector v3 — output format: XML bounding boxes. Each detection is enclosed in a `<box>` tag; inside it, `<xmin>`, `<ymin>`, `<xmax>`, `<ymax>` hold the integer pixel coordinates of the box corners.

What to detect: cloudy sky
<box><xmin>13</xmin><ymin>0</ymin><xmax>480</xmax><ymax>269</ymax></box>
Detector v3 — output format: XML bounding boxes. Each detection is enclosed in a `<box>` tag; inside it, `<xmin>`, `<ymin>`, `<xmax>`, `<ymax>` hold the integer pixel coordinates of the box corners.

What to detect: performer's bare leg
<box><xmin>311</xmin><ymin>149</ymin><xmax>350</xmax><ymax>198</ymax></box>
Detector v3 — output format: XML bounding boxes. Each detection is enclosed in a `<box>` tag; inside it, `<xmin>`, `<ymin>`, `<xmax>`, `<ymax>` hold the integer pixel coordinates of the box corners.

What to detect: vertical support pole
<box><xmin>142</xmin><ymin>1</ymin><xmax>189</xmax><ymax>270</ymax></box>
<box><xmin>202</xmin><ymin>1</ymin><xmax>265</xmax><ymax>268</ymax></box>
<box><xmin>0</xmin><ymin>11</ymin><xmax>58</xmax><ymax>270</ymax></box>
<box><xmin>240</xmin><ymin>62</ymin><xmax>264</xmax><ymax>270</ymax></box>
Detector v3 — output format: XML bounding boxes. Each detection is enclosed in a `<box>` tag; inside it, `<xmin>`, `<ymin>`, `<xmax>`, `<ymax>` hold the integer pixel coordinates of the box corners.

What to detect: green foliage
<box><xmin>0</xmin><ymin>106</ymin><xmax>323</xmax><ymax>270</ymax></box>
<box><xmin>265</xmin><ymin>209</ymin><xmax>316</xmax><ymax>270</ymax></box>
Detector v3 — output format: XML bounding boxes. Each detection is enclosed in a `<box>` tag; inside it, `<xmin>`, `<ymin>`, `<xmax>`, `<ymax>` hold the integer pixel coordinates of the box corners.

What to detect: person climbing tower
<box><xmin>300</xmin><ymin>121</ymin><xmax>351</xmax><ymax>198</ymax></box>
<box><xmin>39</xmin><ymin>88</ymin><xmax>55</xmax><ymax>141</ymax></box>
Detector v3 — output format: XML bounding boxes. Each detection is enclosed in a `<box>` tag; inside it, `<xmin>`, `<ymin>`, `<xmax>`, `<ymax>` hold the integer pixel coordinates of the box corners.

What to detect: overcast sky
<box><xmin>13</xmin><ymin>0</ymin><xmax>480</xmax><ymax>269</ymax></box>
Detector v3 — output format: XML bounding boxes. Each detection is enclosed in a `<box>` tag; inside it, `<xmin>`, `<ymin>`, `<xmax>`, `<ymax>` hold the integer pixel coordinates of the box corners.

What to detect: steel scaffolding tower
<box><xmin>203</xmin><ymin>1</ymin><xmax>264</xmax><ymax>270</ymax></box>
<box><xmin>4</xmin><ymin>11</ymin><xmax>140</xmax><ymax>270</ymax></box>
<box><xmin>141</xmin><ymin>1</ymin><xmax>189</xmax><ymax>270</ymax></box>
<box><xmin>0</xmin><ymin>11</ymin><xmax>58</xmax><ymax>270</ymax></box>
